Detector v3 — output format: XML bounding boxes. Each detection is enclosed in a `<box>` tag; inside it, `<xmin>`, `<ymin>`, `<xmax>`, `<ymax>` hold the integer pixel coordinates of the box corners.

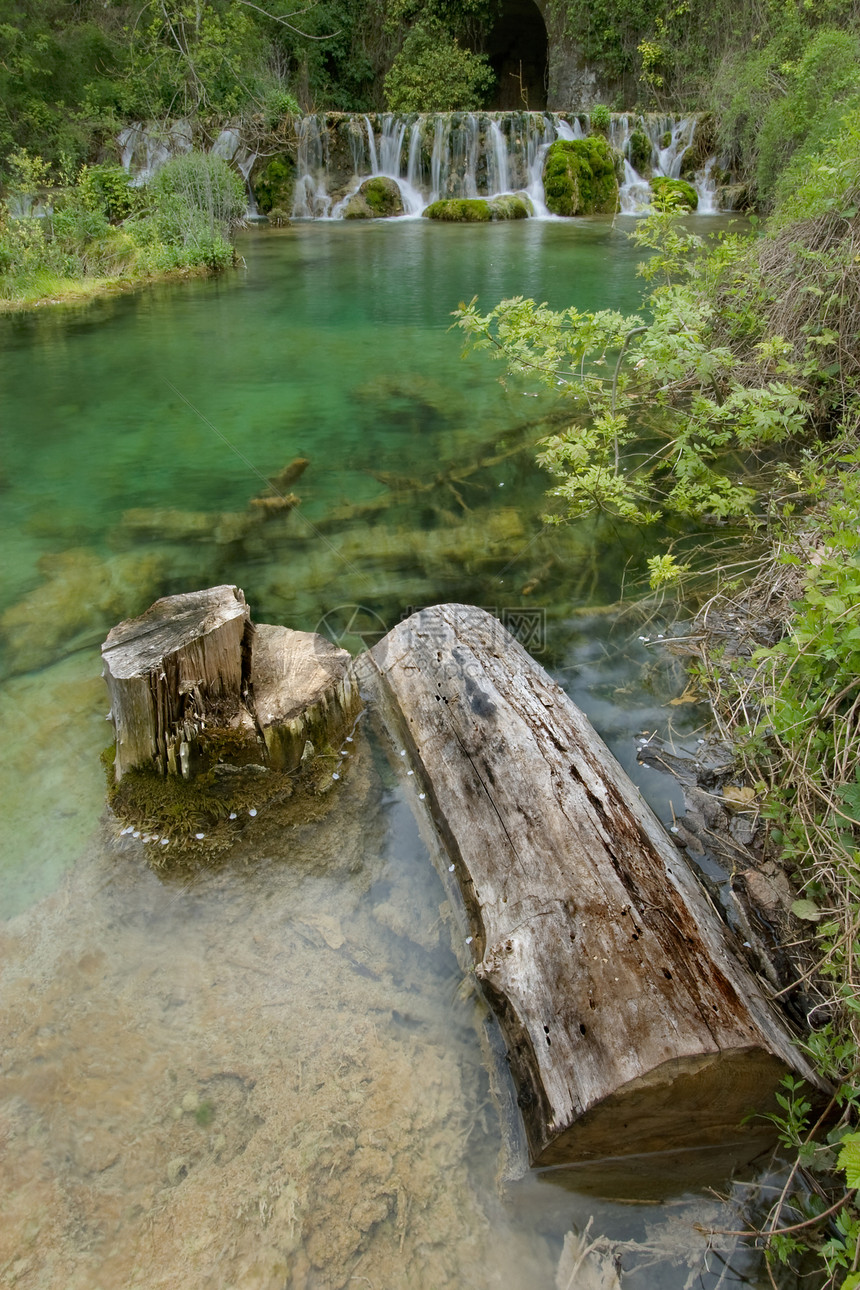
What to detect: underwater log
<box><xmin>357</xmin><ymin>604</ymin><xmax>826</xmax><ymax>1167</ymax></box>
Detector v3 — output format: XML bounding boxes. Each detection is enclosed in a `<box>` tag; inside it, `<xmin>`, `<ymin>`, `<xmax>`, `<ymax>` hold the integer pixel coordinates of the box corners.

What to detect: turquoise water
<box><xmin>0</xmin><ymin>219</ymin><xmax>791</xmax><ymax>1290</ymax></box>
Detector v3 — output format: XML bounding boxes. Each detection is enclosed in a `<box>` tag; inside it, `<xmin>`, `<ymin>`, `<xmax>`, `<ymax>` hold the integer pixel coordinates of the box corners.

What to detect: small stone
<box><xmin>332</xmin><ymin>773</ymin><xmax>340</xmax><ymax>780</ymax></box>
<box><xmin>166</xmin><ymin>1156</ymin><xmax>190</xmax><ymax>1186</ymax></box>
<box><xmin>418</xmin><ymin>793</ymin><xmax>425</xmax><ymax>800</ymax></box>
<box><xmin>248</xmin><ymin>808</ymin><xmax>257</xmax><ymax>817</ymax></box>
<box><xmin>229</xmin><ymin>812</ymin><xmax>237</xmax><ymax>819</ymax></box>
<box><xmin>195</xmin><ymin>832</ymin><xmax>205</xmax><ymax>840</ymax></box>
<box><xmin>448</xmin><ymin>864</ymin><xmax>455</xmax><ymax>872</ymax></box>
<box><xmin>160</xmin><ymin>837</ymin><xmax>169</xmax><ymax>846</ymax></box>
<box><xmin>407</xmin><ymin>770</ymin><xmax>414</xmax><ymax>776</ymax></box>
<box><xmin>399</xmin><ymin>750</ymin><xmax>406</xmax><ymax>757</ymax></box>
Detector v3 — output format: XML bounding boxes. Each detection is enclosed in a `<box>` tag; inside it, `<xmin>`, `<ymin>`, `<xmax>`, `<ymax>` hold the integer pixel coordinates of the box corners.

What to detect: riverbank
<box><xmin>0</xmin><ymin>261</ymin><xmax>226</xmax><ymax>313</ymax></box>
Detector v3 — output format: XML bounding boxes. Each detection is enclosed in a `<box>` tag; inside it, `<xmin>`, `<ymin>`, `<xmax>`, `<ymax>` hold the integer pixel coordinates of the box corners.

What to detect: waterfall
<box><xmin>118</xmin><ymin>120</ymin><xmax>193</xmax><ymax>186</ymax></box>
<box><xmin>114</xmin><ymin>111</ymin><xmax>723</xmax><ymax>222</ymax></box>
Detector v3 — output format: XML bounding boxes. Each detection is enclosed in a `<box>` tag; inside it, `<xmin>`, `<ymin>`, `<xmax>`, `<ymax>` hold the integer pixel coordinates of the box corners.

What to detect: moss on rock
<box><xmin>423</xmin><ymin>198</ymin><xmax>493</xmax><ymax>222</ymax></box>
<box><xmin>651</xmin><ymin>176</ymin><xmax>699</xmax><ymax>211</ymax></box>
<box><xmin>680</xmin><ymin>114</ymin><xmax>718</xmax><ymax>179</ymax></box>
<box><xmin>253</xmin><ymin>156</ymin><xmax>295</xmax><ymax>217</ymax></box>
<box><xmin>628</xmin><ymin>129</ymin><xmax>652</xmax><ymax>175</ymax></box>
<box><xmin>489</xmin><ymin>192</ymin><xmax>533</xmax><ymax>219</ymax></box>
<box><xmin>422</xmin><ymin>193</ymin><xmax>533</xmax><ymax>222</ymax></box>
<box><xmin>343</xmin><ymin>176</ymin><xmax>404</xmax><ymax>219</ymax></box>
<box><xmin>542</xmin><ymin>138</ymin><xmax>620</xmax><ymax>217</ymax></box>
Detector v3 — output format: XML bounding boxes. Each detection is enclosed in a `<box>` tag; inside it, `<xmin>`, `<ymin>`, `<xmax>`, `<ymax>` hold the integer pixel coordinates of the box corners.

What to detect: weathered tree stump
<box><xmin>358</xmin><ymin>604</ymin><xmax>826</xmax><ymax>1167</ymax></box>
<box><xmin>102</xmin><ymin>586</ymin><xmax>360</xmax><ymax>784</ymax></box>
<box><xmin>251</xmin><ymin>623</ymin><xmax>361</xmax><ymax>771</ymax></box>
<box><xmin>102</xmin><ymin>585</ymin><xmax>252</xmax><ymax>781</ymax></box>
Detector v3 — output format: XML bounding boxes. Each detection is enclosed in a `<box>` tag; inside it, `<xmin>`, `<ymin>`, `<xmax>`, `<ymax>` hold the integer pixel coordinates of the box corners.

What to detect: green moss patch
<box><xmin>422</xmin><ymin>194</ymin><xmax>533</xmax><ymax>222</ymax></box>
<box><xmin>651</xmin><ymin>176</ymin><xmax>699</xmax><ymax>211</ymax></box>
<box><xmin>628</xmin><ymin>129</ymin><xmax>652</xmax><ymax>174</ymax></box>
<box><xmin>423</xmin><ymin>198</ymin><xmax>493</xmax><ymax>222</ymax></box>
<box><xmin>253</xmin><ymin>156</ymin><xmax>295</xmax><ymax>217</ymax></box>
<box><xmin>542</xmin><ymin>138</ymin><xmax>620</xmax><ymax>217</ymax></box>
<box><xmin>343</xmin><ymin>176</ymin><xmax>404</xmax><ymax>219</ymax></box>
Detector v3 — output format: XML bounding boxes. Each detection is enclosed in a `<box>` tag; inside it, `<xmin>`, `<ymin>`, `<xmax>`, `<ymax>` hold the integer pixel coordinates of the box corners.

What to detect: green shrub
<box><xmin>151</xmin><ymin>153</ymin><xmax>246</xmax><ymax>230</ymax></box>
<box><xmin>384</xmin><ymin>23</ymin><xmax>495</xmax><ymax>112</ymax></box>
<box><xmin>590</xmin><ymin>104</ymin><xmax>611</xmax><ymax>134</ymax></box>
<box><xmin>145</xmin><ymin>152</ymin><xmax>245</xmax><ymax>268</ymax></box>
<box><xmin>77</xmin><ymin>164</ymin><xmax>136</xmax><ymax>223</ymax></box>
<box><xmin>542</xmin><ymin>138</ymin><xmax>619</xmax><ymax>216</ymax></box>
<box><xmin>261</xmin><ymin>87</ymin><xmax>301</xmax><ymax>128</ymax></box>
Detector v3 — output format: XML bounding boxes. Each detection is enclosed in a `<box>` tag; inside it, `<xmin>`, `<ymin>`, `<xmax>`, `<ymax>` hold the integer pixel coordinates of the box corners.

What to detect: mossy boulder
<box><xmin>422</xmin><ymin>193</ymin><xmax>533</xmax><ymax>222</ymax></box>
<box><xmin>489</xmin><ymin>192</ymin><xmax>533</xmax><ymax>219</ymax></box>
<box><xmin>343</xmin><ymin>176</ymin><xmax>404</xmax><ymax>219</ymax></box>
<box><xmin>627</xmin><ymin>128</ymin><xmax>652</xmax><ymax>175</ymax></box>
<box><xmin>542</xmin><ymin>138</ymin><xmax>620</xmax><ymax>217</ymax></box>
<box><xmin>252</xmin><ymin>155</ymin><xmax>295</xmax><ymax>218</ymax></box>
<box><xmin>651</xmin><ymin>176</ymin><xmax>699</xmax><ymax>211</ymax></box>
<box><xmin>423</xmin><ymin>198</ymin><xmax>492</xmax><ymax>222</ymax></box>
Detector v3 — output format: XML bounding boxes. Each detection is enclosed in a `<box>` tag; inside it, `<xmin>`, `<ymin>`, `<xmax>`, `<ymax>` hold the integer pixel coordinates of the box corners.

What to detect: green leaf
<box><xmin>838</xmin><ymin>1132</ymin><xmax>860</xmax><ymax>1187</ymax></box>
<box><xmin>791</xmin><ymin>899</ymin><xmax>823</xmax><ymax>922</ymax></box>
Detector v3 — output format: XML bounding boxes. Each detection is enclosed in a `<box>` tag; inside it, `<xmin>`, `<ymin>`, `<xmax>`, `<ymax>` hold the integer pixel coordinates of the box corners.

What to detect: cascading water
<box><xmin>285</xmin><ymin>111</ymin><xmax>721</xmax><ymax>220</ymax></box>
<box><xmin>114</xmin><ymin>111</ymin><xmax>723</xmax><ymax>221</ymax></box>
<box><xmin>615</xmin><ymin>114</ymin><xmax>717</xmax><ymax>214</ymax></box>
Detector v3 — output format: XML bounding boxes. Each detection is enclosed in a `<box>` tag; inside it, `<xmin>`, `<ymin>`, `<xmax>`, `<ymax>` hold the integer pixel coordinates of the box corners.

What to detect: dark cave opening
<box><xmin>485</xmin><ymin>0</ymin><xmax>548</xmax><ymax>111</ymax></box>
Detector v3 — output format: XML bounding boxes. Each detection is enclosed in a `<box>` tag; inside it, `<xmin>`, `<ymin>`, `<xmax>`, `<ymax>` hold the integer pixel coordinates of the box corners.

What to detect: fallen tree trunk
<box><xmin>357</xmin><ymin>604</ymin><xmax>826</xmax><ymax>1167</ymax></box>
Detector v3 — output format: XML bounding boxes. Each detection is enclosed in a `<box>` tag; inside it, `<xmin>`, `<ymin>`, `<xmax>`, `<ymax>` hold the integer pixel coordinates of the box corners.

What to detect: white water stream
<box><xmin>117</xmin><ymin>112</ymin><xmax>722</xmax><ymax>221</ymax></box>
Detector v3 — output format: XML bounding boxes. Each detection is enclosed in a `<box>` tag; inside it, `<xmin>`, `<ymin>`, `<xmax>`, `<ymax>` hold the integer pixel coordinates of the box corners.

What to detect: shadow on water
<box><xmin>0</xmin><ymin>219</ymin><xmax>804</xmax><ymax>1289</ymax></box>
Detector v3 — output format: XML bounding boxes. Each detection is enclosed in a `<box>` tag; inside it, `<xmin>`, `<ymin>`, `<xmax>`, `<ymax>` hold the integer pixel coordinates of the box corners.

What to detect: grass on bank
<box><xmin>458</xmin><ymin>111</ymin><xmax>860</xmax><ymax>1282</ymax></box>
<box><xmin>0</xmin><ymin>149</ymin><xmax>246</xmax><ymax>309</ymax></box>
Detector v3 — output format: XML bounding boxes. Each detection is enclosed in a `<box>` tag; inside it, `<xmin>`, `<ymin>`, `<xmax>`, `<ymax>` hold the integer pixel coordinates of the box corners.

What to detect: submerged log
<box><xmin>358</xmin><ymin>604</ymin><xmax>826</xmax><ymax>1167</ymax></box>
<box><xmin>102</xmin><ymin>587</ymin><xmax>359</xmax><ymax>784</ymax></box>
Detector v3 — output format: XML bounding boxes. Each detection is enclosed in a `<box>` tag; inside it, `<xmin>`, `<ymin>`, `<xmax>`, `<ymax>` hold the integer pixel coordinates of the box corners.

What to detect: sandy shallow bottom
<box><xmin>0</xmin><ymin>738</ymin><xmax>565</xmax><ymax>1290</ymax></box>
<box><xmin>0</xmin><ymin>669</ymin><xmax>790</xmax><ymax>1290</ymax></box>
